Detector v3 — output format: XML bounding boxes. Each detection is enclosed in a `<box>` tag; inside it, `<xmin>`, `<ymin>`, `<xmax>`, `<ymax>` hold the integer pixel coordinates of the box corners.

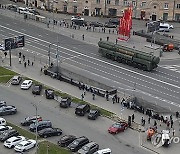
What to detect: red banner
<box><xmin>118</xmin><ymin>7</ymin><xmax>132</xmax><ymax>41</ymax></box>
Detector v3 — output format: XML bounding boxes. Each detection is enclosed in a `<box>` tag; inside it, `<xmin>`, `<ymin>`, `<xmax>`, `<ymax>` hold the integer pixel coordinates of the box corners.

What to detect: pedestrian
<box><xmin>141</xmin><ymin>117</ymin><xmax>144</xmax><ymax>126</ymax></box>
<box><xmin>83</xmin><ymin>89</ymin><xmax>86</xmax><ymax>96</ymax></box>
<box><xmin>4</xmin><ymin>52</ymin><xmax>7</xmax><ymax>58</ymax></box>
<box><xmin>23</xmin><ymin>55</ymin><xmax>25</xmax><ymax>61</ymax></box>
<box><xmin>109</xmin><ymin>29</ymin><xmax>111</xmax><ymax>34</ymax></box>
<box><xmin>154</xmin><ymin>120</ymin><xmax>157</xmax><ymax>127</ymax></box>
<box><xmin>24</xmin><ymin>62</ymin><xmax>27</xmax><ymax>68</ymax></box>
<box><xmin>117</xmin><ymin>96</ymin><xmax>120</xmax><ymax>103</ymax></box>
<box><xmin>176</xmin><ymin>111</ymin><xmax>179</xmax><ymax>118</ymax></box>
<box><xmin>148</xmin><ymin>116</ymin><xmax>151</xmax><ymax>124</ymax></box>
<box><xmin>167</xmin><ymin>121</ymin><xmax>170</xmax><ymax>129</ymax></box>
<box><xmin>115</xmin><ymin>39</ymin><xmax>118</xmax><ymax>44</ymax></box>
<box><xmin>143</xmin><ymin>119</ymin><xmax>146</xmax><ymax>126</ymax></box>
<box><xmin>40</xmin><ymin>67</ymin><xmax>42</xmax><ymax>72</ymax></box>
<box><xmin>107</xmin><ymin>36</ymin><xmax>109</xmax><ymax>41</ymax></box>
<box><xmin>112</xmin><ymin>97</ymin><xmax>115</xmax><ymax>104</ymax></box>
<box><xmin>28</xmin><ymin>59</ymin><xmax>30</xmax><ymax>66</ymax></box>
<box><xmin>132</xmin><ymin>114</ymin><xmax>135</xmax><ymax>122</ymax></box>
<box><xmin>106</xmin><ymin>93</ymin><xmax>109</xmax><ymax>101</ymax></box>
<box><xmin>170</xmin><ymin>120</ymin><xmax>174</xmax><ymax>128</ymax></box>
<box><xmin>82</xmin><ymin>34</ymin><xmax>84</xmax><ymax>40</ymax></box>
<box><xmin>92</xmin><ymin>93</ymin><xmax>95</xmax><ymax>100</ymax></box>
<box><xmin>18</xmin><ymin>57</ymin><xmax>21</xmax><ymax>64</ymax></box>
<box><xmin>81</xmin><ymin>93</ymin><xmax>84</xmax><ymax>101</ymax></box>
<box><xmin>172</xmin><ymin>128</ymin><xmax>175</xmax><ymax>136</ymax></box>
<box><xmin>19</xmin><ymin>52</ymin><xmax>22</xmax><ymax>58</ymax></box>
<box><xmin>32</xmin><ymin>61</ymin><xmax>34</xmax><ymax>66</ymax></box>
<box><xmin>170</xmin><ymin>115</ymin><xmax>173</xmax><ymax>121</ymax></box>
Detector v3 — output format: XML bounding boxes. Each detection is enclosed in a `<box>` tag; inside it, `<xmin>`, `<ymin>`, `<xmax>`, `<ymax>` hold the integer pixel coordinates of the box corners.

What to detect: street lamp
<box><xmin>6</xmin><ymin>41</ymin><xmax>12</xmax><ymax>67</ymax></box>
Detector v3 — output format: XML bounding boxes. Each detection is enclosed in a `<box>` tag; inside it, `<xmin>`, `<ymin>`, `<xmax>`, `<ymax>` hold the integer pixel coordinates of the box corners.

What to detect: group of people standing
<box><xmin>18</xmin><ymin>52</ymin><xmax>33</xmax><ymax>67</ymax></box>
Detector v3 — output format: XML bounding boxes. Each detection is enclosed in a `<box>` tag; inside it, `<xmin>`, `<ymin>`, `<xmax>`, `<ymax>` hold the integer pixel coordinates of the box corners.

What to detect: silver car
<box><xmin>78</xmin><ymin>141</ymin><xmax>99</xmax><ymax>154</ymax></box>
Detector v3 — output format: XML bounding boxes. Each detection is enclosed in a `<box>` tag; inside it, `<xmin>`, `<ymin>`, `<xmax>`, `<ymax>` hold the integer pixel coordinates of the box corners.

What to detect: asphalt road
<box><xmin>0</xmin><ymin>13</ymin><xmax>180</xmax><ymax>113</ymax></box>
<box><xmin>0</xmin><ymin>85</ymin><xmax>152</xmax><ymax>154</ymax></box>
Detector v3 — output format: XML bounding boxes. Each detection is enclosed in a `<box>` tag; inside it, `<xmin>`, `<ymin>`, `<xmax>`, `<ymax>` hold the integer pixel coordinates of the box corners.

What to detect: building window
<box><xmin>164</xmin><ymin>3</ymin><xmax>168</xmax><ymax>9</ymax></box>
<box><xmin>115</xmin><ymin>0</ymin><xmax>119</xmax><ymax>5</ymax></box>
<box><xmin>73</xmin><ymin>6</ymin><xmax>77</xmax><ymax>13</ymax></box>
<box><xmin>141</xmin><ymin>2</ymin><xmax>146</xmax><ymax>7</ymax></box>
<box><xmin>63</xmin><ymin>5</ymin><xmax>67</xmax><ymax>12</ymax></box>
<box><xmin>107</xmin><ymin>0</ymin><xmax>111</xmax><ymax>4</ymax></box>
<box><xmin>123</xmin><ymin>0</ymin><xmax>128</xmax><ymax>6</ymax></box>
<box><xmin>96</xmin><ymin>0</ymin><xmax>100</xmax><ymax>4</ymax></box>
<box><xmin>132</xmin><ymin>1</ymin><xmax>136</xmax><ymax>7</ymax></box>
<box><xmin>177</xmin><ymin>4</ymin><xmax>180</xmax><ymax>9</ymax></box>
<box><xmin>85</xmin><ymin>1</ymin><xmax>88</xmax><ymax>3</ymax></box>
<box><xmin>154</xmin><ymin>5</ymin><xmax>156</xmax><ymax>9</ymax></box>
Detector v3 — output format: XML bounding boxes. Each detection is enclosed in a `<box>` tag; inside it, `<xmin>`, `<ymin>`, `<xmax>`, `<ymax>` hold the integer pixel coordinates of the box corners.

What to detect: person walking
<box><xmin>141</xmin><ymin>117</ymin><xmax>144</xmax><ymax>126</ymax></box>
<box><xmin>154</xmin><ymin>120</ymin><xmax>157</xmax><ymax>127</ymax></box>
<box><xmin>19</xmin><ymin>52</ymin><xmax>22</xmax><ymax>58</ymax></box>
<box><xmin>82</xmin><ymin>34</ymin><xmax>84</xmax><ymax>40</ymax></box>
<box><xmin>132</xmin><ymin>114</ymin><xmax>135</xmax><ymax>122</ymax></box>
<box><xmin>106</xmin><ymin>93</ymin><xmax>109</xmax><ymax>101</ymax></box>
<box><xmin>23</xmin><ymin>55</ymin><xmax>25</xmax><ymax>61</ymax></box>
<box><xmin>28</xmin><ymin>59</ymin><xmax>30</xmax><ymax>66</ymax></box>
<box><xmin>148</xmin><ymin>116</ymin><xmax>151</xmax><ymax>124</ymax></box>
<box><xmin>19</xmin><ymin>57</ymin><xmax>21</xmax><ymax>64</ymax></box>
<box><xmin>81</xmin><ymin>93</ymin><xmax>84</xmax><ymax>101</ymax></box>
<box><xmin>170</xmin><ymin>120</ymin><xmax>174</xmax><ymax>128</ymax></box>
<box><xmin>172</xmin><ymin>128</ymin><xmax>175</xmax><ymax>136</ymax></box>
<box><xmin>32</xmin><ymin>61</ymin><xmax>34</xmax><ymax>66</ymax></box>
<box><xmin>24</xmin><ymin>62</ymin><xmax>27</xmax><ymax>68</ymax></box>
<box><xmin>107</xmin><ymin>36</ymin><xmax>109</xmax><ymax>41</ymax></box>
<box><xmin>4</xmin><ymin>52</ymin><xmax>7</xmax><ymax>58</ymax></box>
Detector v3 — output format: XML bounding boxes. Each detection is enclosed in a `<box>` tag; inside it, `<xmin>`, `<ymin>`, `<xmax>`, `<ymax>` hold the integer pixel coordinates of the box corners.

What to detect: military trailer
<box><xmin>98</xmin><ymin>41</ymin><xmax>160</xmax><ymax>71</ymax></box>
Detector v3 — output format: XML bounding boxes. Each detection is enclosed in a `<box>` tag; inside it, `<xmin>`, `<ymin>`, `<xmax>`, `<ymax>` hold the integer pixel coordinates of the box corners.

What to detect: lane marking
<box><xmin>0</xmin><ymin>24</ymin><xmax>180</xmax><ymax>91</ymax></box>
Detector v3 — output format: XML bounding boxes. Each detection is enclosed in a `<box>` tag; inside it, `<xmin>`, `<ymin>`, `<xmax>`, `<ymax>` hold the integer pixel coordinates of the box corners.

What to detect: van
<box><xmin>159</xmin><ymin>23</ymin><xmax>173</xmax><ymax>32</ymax></box>
<box><xmin>0</xmin><ymin>117</ymin><xmax>6</xmax><ymax>126</ymax></box>
<box><xmin>75</xmin><ymin>104</ymin><xmax>90</xmax><ymax>116</ymax></box>
<box><xmin>17</xmin><ymin>7</ymin><xmax>27</xmax><ymax>14</ymax></box>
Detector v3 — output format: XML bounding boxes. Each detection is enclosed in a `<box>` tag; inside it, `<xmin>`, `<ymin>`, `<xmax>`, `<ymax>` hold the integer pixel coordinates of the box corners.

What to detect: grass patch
<box><xmin>0</xmin><ymin>75</ymin><xmax>13</xmax><ymax>83</ymax></box>
<box><xmin>38</xmin><ymin>141</ymin><xmax>71</xmax><ymax>154</ymax></box>
<box><xmin>0</xmin><ymin>66</ymin><xmax>16</xmax><ymax>76</ymax></box>
<box><xmin>7</xmin><ymin>122</ymin><xmax>36</xmax><ymax>140</ymax></box>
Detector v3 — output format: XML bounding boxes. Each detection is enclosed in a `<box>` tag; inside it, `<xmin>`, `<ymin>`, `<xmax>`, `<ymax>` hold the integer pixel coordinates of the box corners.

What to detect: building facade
<box><xmin>25</xmin><ymin>0</ymin><xmax>180</xmax><ymax>21</ymax></box>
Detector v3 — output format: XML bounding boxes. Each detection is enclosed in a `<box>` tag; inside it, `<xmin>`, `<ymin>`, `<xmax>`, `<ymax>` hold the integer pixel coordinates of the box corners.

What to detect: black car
<box><xmin>32</xmin><ymin>84</ymin><xmax>42</xmax><ymax>95</ymax></box>
<box><xmin>0</xmin><ymin>105</ymin><xmax>17</xmax><ymax>116</ymax></box>
<box><xmin>45</xmin><ymin>89</ymin><xmax>54</xmax><ymax>99</ymax></box>
<box><xmin>0</xmin><ymin>100</ymin><xmax>6</xmax><ymax>107</ymax></box>
<box><xmin>29</xmin><ymin>120</ymin><xmax>52</xmax><ymax>132</ymax></box>
<box><xmin>89</xmin><ymin>22</ymin><xmax>104</xmax><ymax>27</ymax></box>
<box><xmin>104</xmin><ymin>22</ymin><xmax>117</xmax><ymax>28</ymax></box>
<box><xmin>21</xmin><ymin>116</ymin><xmax>42</xmax><ymax>126</ymax></box>
<box><xmin>67</xmin><ymin>136</ymin><xmax>89</xmax><ymax>152</ymax></box>
<box><xmin>38</xmin><ymin>127</ymin><xmax>62</xmax><ymax>138</ymax></box>
<box><xmin>75</xmin><ymin>104</ymin><xmax>90</xmax><ymax>116</ymax></box>
<box><xmin>88</xmin><ymin>109</ymin><xmax>100</xmax><ymax>120</ymax></box>
<box><xmin>72</xmin><ymin>20</ymin><xmax>87</xmax><ymax>26</ymax></box>
<box><xmin>58</xmin><ymin>135</ymin><xmax>76</xmax><ymax>147</ymax></box>
<box><xmin>60</xmin><ymin>97</ymin><xmax>71</xmax><ymax>108</ymax></box>
<box><xmin>0</xmin><ymin>129</ymin><xmax>19</xmax><ymax>142</ymax></box>
<box><xmin>109</xmin><ymin>18</ymin><xmax>119</xmax><ymax>25</ymax></box>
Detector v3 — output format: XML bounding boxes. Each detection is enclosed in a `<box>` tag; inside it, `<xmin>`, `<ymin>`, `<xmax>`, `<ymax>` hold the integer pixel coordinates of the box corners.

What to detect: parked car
<box><xmin>0</xmin><ymin>126</ymin><xmax>12</xmax><ymax>134</ymax></box>
<box><xmin>29</xmin><ymin>120</ymin><xmax>52</xmax><ymax>132</ymax></box>
<box><xmin>60</xmin><ymin>97</ymin><xmax>71</xmax><ymax>108</ymax></box>
<box><xmin>21</xmin><ymin>115</ymin><xmax>42</xmax><ymax>126</ymax></box>
<box><xmin>32</xmin><ymin>84</ymin><xmax>42</xmax><ymax>95</ymax></box>
<box><xmin>21</xmin><ymin>80</ymin><xmax>33</xmax><ymax>90</ymax></box>
<box><xmin>78</xmin><ymin>141</ymin><xmax>99</xmax><ymax>154</ymax></box>
<box><xmin>7</xmin><ymin>4</ymin><xmax>17</xmax><ymax>12</ymax></box>
<box><xmin>57</xmin><ymin>135</ymin><xmax>76</xmax><ymax>147</ymax></box>
<box><xmin>94</xmin><ymin>148</ymin><xmax>112</xmax><ymax>154</ymax></box>
<box><xmin>89</xmin><ymin>22</ymin><xmax>104</xmax><ymax>27</ymax></box>
<box><xmin>0</xmin><ymin>100</ymin><xmax>6</xmax><ymax>107</ymax></box>
<box><xmin>38</xmin><ymin>127</ymin><xmax>62</xmax><ymax>138</ymax></box>
<box><xmin>104</xmin><ymin>22</ymin><xmax>117</xmax><ymax>28</ymax></box>
<box><xmin>67</xmin><ymin>136</ymin><xmax>89</xmax><ymax>152</ymax></box>
<box><xmin>14</xmin><ymin>139</ymin><xmax>36</xmax><ymax>152</ymax></box>
<box><xmin>88</xmin><ymin>109</ymin><xmax>100</xmax><ymax>120</ymax></box>
<box><xmin>108</xmin><ymin>122</ymin><xmax>128</xmax><ymax>134</ymax></box>
<box><xmin>0</xmin><ymin>117</ymin><xmax>6</xmax><ymax>126</ymax></box>
<box><xmin>4</xmin><ymin>136</ymin><xmax>26</xmax><ymax>148</ymax></box>
<box><xmin>45</xmin><ymin>89</ymin><xmax>54</xmax><ymax>99</ymax></box>
<box><xmin>0</xmin><ymin>105</ymin><xmax>17</xmax><ymax>116</ymax></box>
<box><xmin>71</xmin><ymin>16</ymin><xmax>84</xmax><ymax>21</ymax></box>
<box><xmin>109</xmin><ymin>18</ymin><xmax>119</xmax><ymax>25</ymax></box>
<box><xmin>75</xmin><ymin>104</ymin><xmax>90</xmax><ymax>116</ymax></box>
<box><xmin>0</xmin><ymin>129</ymin><xmax>19</xmax><ymax>142</ymax></box>
<box><xmin>72</xmin><ymin>20</ymin><xmax>87</xmax><ymax>26</ymax></box>
<box><xmin>11</xmin><ymin>75</ymin><xmax>22</xmax><ymax>85</ymax></box>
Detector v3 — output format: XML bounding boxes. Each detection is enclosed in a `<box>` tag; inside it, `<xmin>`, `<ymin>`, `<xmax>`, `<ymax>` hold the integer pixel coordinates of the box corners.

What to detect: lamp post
<box><xmin>31</xmin><ymin>102</ymin><xmax>39</xmax><ymax>154</ymax></box>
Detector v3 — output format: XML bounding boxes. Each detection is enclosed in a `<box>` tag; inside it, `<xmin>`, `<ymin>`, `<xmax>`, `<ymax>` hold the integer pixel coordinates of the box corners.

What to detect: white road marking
<box><xmin>21</xmin><ymin>29</ymin><xmax>26</xmax><ymax>31</ymax></box>
<box><xmin>0</xmin><ymin>24</ymin><xmax>180</xmax><ymax>91</ymax></box>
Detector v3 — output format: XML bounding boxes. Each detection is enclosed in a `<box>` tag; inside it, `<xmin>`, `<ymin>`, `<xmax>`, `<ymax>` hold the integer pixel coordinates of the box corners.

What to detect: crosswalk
<box><xmin>160</xmin><ymin>65</ymin><xmax>180</xmax><ymax>73</ymax></box>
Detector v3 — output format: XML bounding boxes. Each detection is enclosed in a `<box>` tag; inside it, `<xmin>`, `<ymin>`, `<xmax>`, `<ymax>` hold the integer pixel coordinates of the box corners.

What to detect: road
<box><xmin>0</xmin><ymin>85</ymin><xmax>152</xmax><ymax>154</ymax></box>
<box><xmin>0</xmin><ymin>13</ymin><xmax>180</xmax><ymax>113</ymax></box>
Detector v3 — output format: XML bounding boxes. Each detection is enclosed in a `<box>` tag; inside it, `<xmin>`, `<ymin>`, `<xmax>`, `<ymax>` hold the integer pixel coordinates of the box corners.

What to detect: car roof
<box><xmin>23</xmin><ymin>80</ymin><xmax>32</xmax><ymax>83</ymax></box>
<box><xmin>84</xmin><ymin>141</ymin><xmax>97</xmax><ymax>147</ymax></box>
<box><xmin>12</xmin><ymin>76</ymin><xmax>20</xmax><ymax>79</ymax></box>
<box><xmin>7</xmin><ymin>136</ymin><xmax>24</xmax><ymax>141</ymax></box>
<box><xmin>97</xmin><ymin>148</ymin><xmax>111</xmax><ymax>153</ymax></box>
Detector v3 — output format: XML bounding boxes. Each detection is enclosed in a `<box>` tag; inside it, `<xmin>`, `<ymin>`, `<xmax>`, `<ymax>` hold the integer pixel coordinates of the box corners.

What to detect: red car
<box><xmin>108</xmin><ymin>122</ymin><xmax>128</xmax><ymax>134</ymax></box>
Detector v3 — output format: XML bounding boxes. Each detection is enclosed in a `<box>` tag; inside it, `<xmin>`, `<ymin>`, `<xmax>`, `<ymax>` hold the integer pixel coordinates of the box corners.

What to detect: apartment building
<box><xmin>24</xmin><ymin>0</ymin><xmax>180</xmax><ymax>21</ymax></box>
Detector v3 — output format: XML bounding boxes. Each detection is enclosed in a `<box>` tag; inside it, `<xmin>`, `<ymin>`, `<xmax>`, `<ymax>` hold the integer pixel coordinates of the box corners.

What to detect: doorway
<box><xmin>84</xmin><ymin>9</ymin><xmax>89</xmax><ymax>16</ymax></box>
<box><xmin>152</xmin><ymin>14</ymin><xmax>156</xmax><ymax>21</ymax></box>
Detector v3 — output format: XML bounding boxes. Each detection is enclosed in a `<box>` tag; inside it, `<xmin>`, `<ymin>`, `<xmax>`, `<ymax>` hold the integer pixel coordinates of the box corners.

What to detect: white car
<box><xmin>14</xmin><ymin>139</ymin><xmax>36</xmax><ymax>152</ymax></box>
<box><xmin>4</xmin><ymin>136</ymin><xmax>26</xmax><ymax>148</ymax></box>
<box><xmin>0</xmin><ymin>126</ymin><xmax>12</xmax><ymax>134</ymax></box>
<box><xmin>94</xmin><ymin>148</ymin><xmax>112</xmax><ymax>154</ymax></box>
<box><xmin>21</xmin><ymin>80</ymin><xmax>33</xmax><ymax>90</ymax></box>
<box><xmin>71</xmin><ymin>15</ymin><xmax>84</xmax><ymax>21</ymax></box>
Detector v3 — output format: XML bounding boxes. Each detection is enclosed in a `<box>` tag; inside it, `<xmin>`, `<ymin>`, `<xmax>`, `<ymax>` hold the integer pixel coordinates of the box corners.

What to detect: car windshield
<box><xmin>82</xmin><ymin>145</ymin><xmax>89</xmax><ymax>151</ymax></box>
<box><xmin>17</xmin><ymin>143</ymin><xmax>23</xmax><ymax>147</ymax></box>
<box><xmin>22</xmin><ymin>83</ymin><xmax>27</xmax><ymax>85</ymax></box>
<box><xmin>12</xmin><ymin>79</ymin><xmax>17</xmax><ymax>81</ymax></box>
<box><xmin>33</xmin><ymin>86</ymin><xmax>39</xmax><ymax>90</ymax></box>
<box><xmin>112</xmin><ymin>123</ymin><xmax>121</xmax><ymax>128</ymax></box>
<box><xmin>72</xmin><ymin>140</ymin><xmax>79</xmax><ymax>145</ymax></box>
<box><xmin>90</xmin><ymin>110</ymin><xmax>96</xmax><ymax>114</ymax></box>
